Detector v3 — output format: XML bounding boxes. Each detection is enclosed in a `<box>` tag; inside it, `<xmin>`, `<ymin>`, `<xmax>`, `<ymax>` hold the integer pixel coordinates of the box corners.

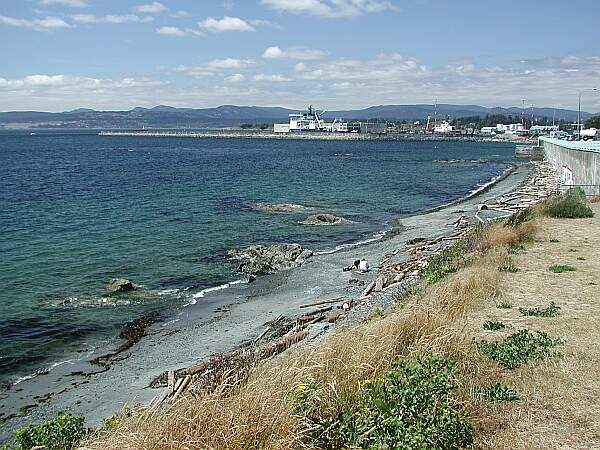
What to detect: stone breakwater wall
<box><xmin>540</xmin><ymin>137</ymin><xmax>600</xmax><ymax>195</ymax></box>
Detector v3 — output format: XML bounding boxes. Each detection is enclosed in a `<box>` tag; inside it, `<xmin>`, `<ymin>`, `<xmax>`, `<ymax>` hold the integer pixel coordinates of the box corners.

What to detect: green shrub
<box><xmin>309</xmin><ymin>355</ymin><xmax>473</xmax><ymax>449</ymax></box>
<box><xmin>506</xmin><ymin>207</ymin><xmax>535</xmax><ymax>226</ymax></box>
<box><xmin>421</xmin><ymin>228</ymin><xmax>484</xmax><ymax>285</ymax></box>
<box><xmin>544</xmin><ymin>192</ymin><xmax>593</xmax><ymax>219</ymax></box>
<box><xmin>549</xmin><ymin>239</ymin><xmax>560</xmax><ymax>243</ymax></box>
<box><xmin>12</xmin><ymin>412</ymin><xmax>88</xmax><ymax>450</ymax></box>
<box><xmin>509</xmin><ymin>244</ymin><xmax>525</xmax><ymax>254</ymax></box>
<box><xmin>484</xmin><ymin>382</ymin><xmax>519</xmax><ymax>402</ymax></box>
<box><xmin>496</xmin><ymin>301</ymin><xmax>512</xmax><ymax>309</ymax></box>
<box><xmin>519</xmin><ymin>302</ymin><xmax>560</xmax><ymax>317</ymax></box>
<box><xmin>566</xmin><ymin>186</ymin><xmax>587</xmax><ymax>202</ymax></box>
<box><xmin>483</xmin><ymin>320</ymin><xmax>506</xmax><ymax>331</ymax></box>
<box><xmin>548</xmin><ymin>264</ymin><xmax>576</xmax><ymax>273</ymax></box>
<box><xmin>498</xmin><ymin>263</ymin><xmax>520</xmax><ymax>273</ymax></box>
<box><xmin>478</xmin><ymin>329</ymin><xmax>564</xmax><ymax>369</ymax></box>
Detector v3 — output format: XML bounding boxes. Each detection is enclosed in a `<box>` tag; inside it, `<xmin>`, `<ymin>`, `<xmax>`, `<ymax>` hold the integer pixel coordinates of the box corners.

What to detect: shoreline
<box><xmin>0</xmin><ymin>162</ymin><xmax>539</xmax><ymax>439</ymax></box>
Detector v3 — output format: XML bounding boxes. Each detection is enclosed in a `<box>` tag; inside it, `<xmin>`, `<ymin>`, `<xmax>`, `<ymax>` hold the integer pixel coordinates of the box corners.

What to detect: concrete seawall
<box><xmin>540</xmin><ymin>137</ymin><xmax>600</xmax><ymax>195</ymax></box>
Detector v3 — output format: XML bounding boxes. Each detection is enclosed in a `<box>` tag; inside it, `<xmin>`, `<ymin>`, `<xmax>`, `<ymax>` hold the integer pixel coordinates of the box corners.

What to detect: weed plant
<box><xmin>519</xmin><ymin>302</ymin><xmax>560</xmax><ymax>318</ymax></box>
<box><xmin>478</xmin><ymin>329</ymin><xmax>564</xmax><ymax>369</ymax></box>
<box><xmin>549</xmin><ymin>264</ymin><xmax>576</xmax><ymax>273</ymax></box>
<box><xmin>483</xmin><ymin>320</ymin><xmax>506</xmax><ymax>331</ymax></box>
<box><xmin>484</xmin><ymin>382</ymin><xmax>519</xmax><ymax>402</ymax></box>
<box><xmin>308</xmin><ymin>355</ymin><xmax>473</xmax><ymax>449</ymax></box>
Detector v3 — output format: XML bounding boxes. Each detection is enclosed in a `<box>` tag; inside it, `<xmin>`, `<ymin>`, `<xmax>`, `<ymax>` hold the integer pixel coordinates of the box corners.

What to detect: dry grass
<box><xmin>590</xmin><ymin>195</ymin><xmax>600</xmax><ymax>204</ymax></box>
<box><xmin>83</xmin><ymin>204</ymin><xmax>600</xmax><ymax>449</ymax></box>
<box><xmin>470</xmin><ymin>203</ymin><xmax>600</xmax><ymax>449</ymax></box>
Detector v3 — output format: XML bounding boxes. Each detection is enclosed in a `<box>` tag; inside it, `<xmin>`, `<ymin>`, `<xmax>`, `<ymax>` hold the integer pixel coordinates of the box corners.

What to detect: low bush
<box><xmin>506</xmin><ymin>207</ymin><xmax>535</xmax><ymax>227</ymax></box>
<box><xmin>549</xmin><ymin>264</ymin><xmax>576</xmax><ymax>273</ymax></box>
<box><xmin>496</xmin><ymin>301</ymin><xmax>512</xmax><ymax>309</ymax></box>
<box><xmin>509</xmin><ymin>244</ymin><xmax>525</xmax><ymax>254</ymax></box>
<box><xmin>543</xmin><ymin>191</ymin><xmax>593</xmax><ymax>219</ymax></box>
<box><xmin>308</xmin><ymin>355</ymin><xmax>473</xmax><ymax>449</ymax></box>
<box><xmin>498</xmin><ymin>263</ymin><xmax>520</xmax><ymax>273</ymax></box>
<box><xmin>519</xmin><ymin>302</ymin><xmax>560</xmax><ymax>318</ymax></box>
<box><xmin>484</xmin><ymin>382</ymin><xmax>519</xmax><ymax>402</ymax></box>
<box><xmin>483</xmin><ymin>320</ymin><xmax>506</xmax><ymax>331</ymax></box>
<box><xmin>478</xmin><ymin>329</ymin><xmax>564</xmax><ymax>369</ymax></box>
<box><xmin>11</xmin><ymin>413</ymin><xmax>88</xmax><ymax>450</ymax></box>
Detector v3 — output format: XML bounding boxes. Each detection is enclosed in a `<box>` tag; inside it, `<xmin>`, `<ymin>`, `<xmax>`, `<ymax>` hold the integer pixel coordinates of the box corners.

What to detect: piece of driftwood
<box><xmin>299</xmin><ymin>296</ymin><xmax>345</xmax><ymax>309</ymax></box>
<box><xmin>260</xmin><ymin>329</ymin><xmax>309</xmax><ymax>358</ymax></box>
<box><xmin>167</xmin><ymin>370</ymin><xmax>175</xmax><ymax>395</ymax></box>
<box><xmin>253</xmin><ymin>327</ymin><xmax>270</xmax><ymax>345</ymax></box>
<box><xmin>171</xmin><ymin>375</ymin><xmax>192</xmax><ymax>403</ymax></box>
<box><xmin>361</xmin><ymin>280</ymin><xmax>376</xmax><ymax>298</ymax></box>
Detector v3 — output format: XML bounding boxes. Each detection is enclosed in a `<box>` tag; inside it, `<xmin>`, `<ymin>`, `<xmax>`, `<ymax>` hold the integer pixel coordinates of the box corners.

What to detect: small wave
<box><xmin>315</xmin><ymin>229</ymin><xmax>389</xmax><ymax>255</ymax></box>
<box><xmin>12</xmin><ymin>352</ymin><xmax>93</xmax><ymax>386</ymax></box>
<box><xmin>184</xmin><ymin>279</ymin><xmax>247</xmax><ymax>306</ymax></box>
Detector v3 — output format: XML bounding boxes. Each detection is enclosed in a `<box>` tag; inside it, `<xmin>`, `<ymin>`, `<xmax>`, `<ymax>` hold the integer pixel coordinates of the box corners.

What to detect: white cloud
<box><xmin>156</xmin><ymin>26</ymin><xmax>185</xmax><ymax>36</ymax></box>
<box><xmin>134</xmin><ymin>2</ymin><xmax>168</xmax><ymax>14</ymax></box>
<box><xmin>156</xmin><ymin>26</ymin><xmax>204</xmax><ymax>37</ymax></box>
<box><xmin>174</xmin><ymin>58</ymin><xmax>255</xmax><ymax>78</ymax></box>
<box><xmin>171</xmin><ymin>10</ymin><xmax>191</xmax><ymax>18</ymax></box>
<box><xmin>253</xmin><ymin>74</ymin><xmax>292</xmax><ymax>82</ymax></box>
<box><xmin>261</xmin><ymin>0</ymin><xmax>398</xmax><ymax>18</ymax></box>
<box><xmin>248</xmin><ymin>19</ymin><xmax>281</xmax><ymax>29</ymax></box>
<box><xmin>71</xmin><ymin>14</ymin><xmax>153</xmax><ymax>24</ymax></box>
<box><xmin>207</xmin><ymin>58</ymin><xmax>255</xmax><ymax>69</ymax></box>
<box><xmin>225</xmin><ymin>73</ymin><xmax>246</xmax><ymax>83</ymax></box>
<box><xmin>39</xmin><ymin>0</ymin><xmax>88</xmax><ymax>7</ymax></box>
<box><xmin>198</xmin><ymin>16</ymin><xmax>255</xmax><ymax>32</ymax></box>
<box><xmin>0</xmin><ymin>15</ymin><xmax>72</xmax><ymax>31</ymax></box>
<box><xmin>263</xmin><ymin>45</ymin><xmax>327</xmax><ymax>60</ymax></box>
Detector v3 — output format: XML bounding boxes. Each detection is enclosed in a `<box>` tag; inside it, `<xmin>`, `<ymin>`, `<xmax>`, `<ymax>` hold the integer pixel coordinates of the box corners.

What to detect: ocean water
<box><xmin>0</xmin><ymin>130</ymin><xmax>516</xmax><ymax>384</ymax></box>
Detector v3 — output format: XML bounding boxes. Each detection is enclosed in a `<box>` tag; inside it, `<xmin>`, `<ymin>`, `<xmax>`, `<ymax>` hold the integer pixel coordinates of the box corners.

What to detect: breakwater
<box><xmin>540</xmin><ymin>137</ymin><xmax>600</xmax><ymax>195</ymax></box>
<box><xmin>98</xmin><ymin>130</ymin><xmax>493</xmax><ymax>142</ymax></box>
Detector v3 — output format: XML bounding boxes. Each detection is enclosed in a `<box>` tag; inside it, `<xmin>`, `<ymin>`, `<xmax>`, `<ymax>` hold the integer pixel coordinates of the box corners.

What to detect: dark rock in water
<box><xmin>250</xmin><ymin>202</ymin><xmax>308</xmax><ymax>213</ymax></box>
<box><xmin>106</xmin><ymin>278</ymin><xmax>136</xmax><ymax>293</ymax></box>
<box><xmin>227</xmin><ymin>243</ymin><xmax>313</xmax><ymax>274</ymax></box>
<box><xmin>300</xmin><ymin>213</ymin><xmax>352</xmax><ymax>226</ymax></box>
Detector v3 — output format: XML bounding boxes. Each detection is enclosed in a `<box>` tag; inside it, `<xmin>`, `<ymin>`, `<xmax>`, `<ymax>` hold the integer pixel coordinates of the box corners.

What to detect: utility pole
<box><xmin>578</xmin><ymin>88</ymin><xmax>598</xmax><ymax>140</ymax></box>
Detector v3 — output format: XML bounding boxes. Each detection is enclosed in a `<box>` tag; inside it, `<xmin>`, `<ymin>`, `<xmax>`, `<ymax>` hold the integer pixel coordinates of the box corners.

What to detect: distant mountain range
<box><xmin>0</xmin><ymin>104</ymin><xmax>596</xmax><ymax>129</ymax></box>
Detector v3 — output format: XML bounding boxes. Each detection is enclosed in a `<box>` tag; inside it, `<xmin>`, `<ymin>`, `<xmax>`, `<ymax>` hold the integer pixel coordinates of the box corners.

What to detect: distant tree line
<box><xmin>585</xmin><ymin>116</ymin><xmax>600</xmax><ymax>129</ymax></box>
<box><xmin>239</xmin><ymin>123</ymin><xmax>272</xmax><ymax>130</ymax></box>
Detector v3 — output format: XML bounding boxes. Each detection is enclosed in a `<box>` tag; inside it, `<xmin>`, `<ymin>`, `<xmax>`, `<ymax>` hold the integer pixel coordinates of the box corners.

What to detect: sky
<box><xmin>1</xmin><ymin>0</ymin><xmax>599</xmax><ymax>112</ymax></box>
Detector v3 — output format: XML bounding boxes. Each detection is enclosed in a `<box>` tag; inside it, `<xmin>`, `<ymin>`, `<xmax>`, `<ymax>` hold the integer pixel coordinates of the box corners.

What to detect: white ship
<box><xmin>433</xmin><ymin>121</ymin><xmax>454</xmax><ymax>133</ymax></box>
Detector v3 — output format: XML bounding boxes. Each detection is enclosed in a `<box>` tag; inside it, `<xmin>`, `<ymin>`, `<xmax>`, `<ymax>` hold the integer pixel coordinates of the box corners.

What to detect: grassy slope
<box><xmin>83</xmin><ymin>203</ymin><xmax>600</xmax><ymax>449</ymax></box>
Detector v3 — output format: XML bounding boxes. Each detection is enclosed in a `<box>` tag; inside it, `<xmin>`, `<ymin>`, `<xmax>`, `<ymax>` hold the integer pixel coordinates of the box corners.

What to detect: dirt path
<box><xmin>473</xmin><ymin>203</ymin><xmax>600</xmax><ymax>449</ymax></box>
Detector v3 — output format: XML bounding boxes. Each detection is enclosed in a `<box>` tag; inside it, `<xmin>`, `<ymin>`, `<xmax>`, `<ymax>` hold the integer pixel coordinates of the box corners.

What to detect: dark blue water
<box><xmin>0</xmin><ymin>130</ymin><xmax>516</xmax><ymax>383</ymax></box>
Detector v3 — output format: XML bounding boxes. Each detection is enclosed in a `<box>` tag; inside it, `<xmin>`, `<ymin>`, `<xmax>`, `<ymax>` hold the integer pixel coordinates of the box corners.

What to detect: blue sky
<box><xmin>1</xmin><ymin>0</ymin><xmax>599</xmax><ymax>112</ymax></box>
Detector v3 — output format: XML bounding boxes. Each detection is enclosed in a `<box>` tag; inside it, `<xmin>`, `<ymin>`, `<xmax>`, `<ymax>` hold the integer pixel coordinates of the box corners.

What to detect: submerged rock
<box><xmin>106</xmin><ymin>278</ymin><xmax>136</xmax><ymax>293</ymax></box>
<box><xmin>227</xmin><ymin>243</ymin><xmax>313</xmax><ymax>274</ymax></box>
<box><xmin>300</xmin><ymin>213</ymin><xmax>352</xmax><ymax>226</ymax></box>
<box><xmin>250</xmin><ymin>202</ymin><xmax>308</xmax><ymax>213</ymax></box>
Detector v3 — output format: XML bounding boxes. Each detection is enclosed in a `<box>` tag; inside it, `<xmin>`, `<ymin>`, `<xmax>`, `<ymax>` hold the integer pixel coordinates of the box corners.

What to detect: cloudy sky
<box><xmin>1</xmin><ymin>0</ymin><xmax>599</xmax><ymax>112</ymax></box>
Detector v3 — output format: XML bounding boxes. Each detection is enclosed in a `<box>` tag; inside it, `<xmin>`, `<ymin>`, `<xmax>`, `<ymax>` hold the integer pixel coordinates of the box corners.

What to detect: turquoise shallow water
<box><xmin>0</xmin><ymin>130</ymin><xmax>516</xmax><ymax>383</ymax></box>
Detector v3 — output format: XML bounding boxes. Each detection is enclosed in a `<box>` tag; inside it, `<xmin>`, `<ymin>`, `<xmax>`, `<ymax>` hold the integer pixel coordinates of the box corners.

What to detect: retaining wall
<box><xmin>540</xmin><ymin>137</ymin><xmax>600</xmax><ymax>195</ymax></box>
